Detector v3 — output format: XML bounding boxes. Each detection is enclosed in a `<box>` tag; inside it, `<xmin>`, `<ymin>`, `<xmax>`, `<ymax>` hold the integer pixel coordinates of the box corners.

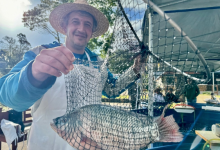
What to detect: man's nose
<box><xmin>77</xmin><ymin>24</ymin><xmax>86</xmax><ymax>33</ymax></box>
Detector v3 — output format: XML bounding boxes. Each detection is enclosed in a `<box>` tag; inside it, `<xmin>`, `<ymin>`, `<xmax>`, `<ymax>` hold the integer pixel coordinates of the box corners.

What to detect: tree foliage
<box><xmin>108</xmin><ymin>49</ymin><xmax>134</xmax><ymax>74</ymax></box>
<box><xmin>22</xmin><ymin>0</ymin><xmax>65</xmax><ymax>43</ymax></box>
<box><xmin>22</xmin><ymin>0</ymin><xmax>117</xmax><ymax>54</ymax></box>
<box><xmin>0</xmin><ymin>33</ymin><xmax>31</xmax><ymax>70</ymax></box>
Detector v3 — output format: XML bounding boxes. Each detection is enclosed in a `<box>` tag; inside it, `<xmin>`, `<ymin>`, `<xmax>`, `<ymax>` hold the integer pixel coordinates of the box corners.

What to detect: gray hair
<box><xmin>61</xmin><ymin>10</ymin><xmax>97</xmax><ymax>32</ymax></box>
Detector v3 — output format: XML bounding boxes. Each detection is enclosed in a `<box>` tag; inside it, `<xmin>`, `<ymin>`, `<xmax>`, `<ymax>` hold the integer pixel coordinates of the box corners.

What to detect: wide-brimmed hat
<box><xmin>49</xmin><ymin>0</ymin><xmax>109</xmax><ymax>38</ymax></box>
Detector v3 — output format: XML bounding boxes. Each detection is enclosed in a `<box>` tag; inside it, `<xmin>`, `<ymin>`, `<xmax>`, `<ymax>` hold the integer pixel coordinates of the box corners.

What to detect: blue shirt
<box><xmin>0</xmin><ymin>42</ymin><xmax>137</xmax><ymax>112</ymax></box>
<box><xmin>73</xmin><ymin>53</ymin><xmax>84</xmax><ymax>59</ymax></box>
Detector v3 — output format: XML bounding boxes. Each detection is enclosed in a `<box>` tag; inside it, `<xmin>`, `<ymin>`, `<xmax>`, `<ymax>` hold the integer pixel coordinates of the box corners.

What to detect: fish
<box><xmin>50</xmin><ymin>104</ymin><xmax>183</xmax><ymax>150</ymax></box>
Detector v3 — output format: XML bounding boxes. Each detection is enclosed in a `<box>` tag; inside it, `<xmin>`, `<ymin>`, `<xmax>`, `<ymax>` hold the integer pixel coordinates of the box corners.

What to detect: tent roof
<box><xmin>148</xmin><ymin>0</ymin><xmax>220</xmax><ymax>74</ymax></box>
<box><xmin>154</xmin><ymin>0</ymin><xmax>220</xmax><ymax>11</ymax></box>
<box><xmin>114</xmin><ymin>0</ymin><xmax>220</xmax><ymax>82</ymax></box>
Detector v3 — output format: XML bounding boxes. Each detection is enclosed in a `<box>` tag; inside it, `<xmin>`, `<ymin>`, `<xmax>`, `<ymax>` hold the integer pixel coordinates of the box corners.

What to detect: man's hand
<box><xmin>32</xmin><ymin>45</ymin><xmax>75</xmax><ymax>82</ymax></box>
<box><xmin>132</xmin><ymin>54</ymin><xmax>148</xmax><ymax>74</ymax></box>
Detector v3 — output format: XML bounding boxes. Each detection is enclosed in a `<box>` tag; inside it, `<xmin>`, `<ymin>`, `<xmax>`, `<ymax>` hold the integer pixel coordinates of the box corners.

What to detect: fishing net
<box><xmin>50</xmin><ymin>0</ymin><xmax>214</xmax><ymax>149</ymax></box>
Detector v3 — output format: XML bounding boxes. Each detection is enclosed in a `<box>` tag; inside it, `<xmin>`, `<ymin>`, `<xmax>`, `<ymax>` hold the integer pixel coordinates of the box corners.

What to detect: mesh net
<box><xmin>49</xmin><ymin>0</ymin><xmax>213</xmax><ymax>149</ymax></box>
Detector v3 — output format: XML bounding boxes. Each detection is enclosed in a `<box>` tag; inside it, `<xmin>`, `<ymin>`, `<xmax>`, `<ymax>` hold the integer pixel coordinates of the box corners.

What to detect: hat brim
<box><xmin>49</xmin><ymin>3</ymin><xmax>109</xmax><ymax>38</ymax></box>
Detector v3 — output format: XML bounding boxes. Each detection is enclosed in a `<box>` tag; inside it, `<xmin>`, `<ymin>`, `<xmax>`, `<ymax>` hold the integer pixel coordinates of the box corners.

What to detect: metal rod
<box><xmin>148</xmin><ymin>11</ymin><xmax>154</xmax><ymax>118</ymax></box>
<box><xmin>149</xmin><ymin>50</ymin><xmax>206</xmax><ymax>82</ymax></box>
<box><xmin>213</xmin><ymin>72</ymin><xmax>215</xmax><ymax>93</ymax></box>
<box><xmin>158</xmin><ymin>0</ymin><xmax>190</xmax><ymax>8</ymax></box>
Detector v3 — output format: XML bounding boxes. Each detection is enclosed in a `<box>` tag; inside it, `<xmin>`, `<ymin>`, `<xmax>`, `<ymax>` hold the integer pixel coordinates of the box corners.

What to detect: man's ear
<box><xmin>63</xmin><ymin>26</ymin><xmax>67</xmax><ymax>34</ymax></box>
<box><xmin>62</xmin><ymin>23</ymin><xmax>67</xmax><ymax>34</ymax></box>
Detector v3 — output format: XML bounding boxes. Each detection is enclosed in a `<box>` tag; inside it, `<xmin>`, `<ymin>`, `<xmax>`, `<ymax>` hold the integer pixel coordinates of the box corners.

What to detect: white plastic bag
<box><xmin>1</xmin><ymin>119</ymin><xmax>20</xmax><ymax>150</ymax></box>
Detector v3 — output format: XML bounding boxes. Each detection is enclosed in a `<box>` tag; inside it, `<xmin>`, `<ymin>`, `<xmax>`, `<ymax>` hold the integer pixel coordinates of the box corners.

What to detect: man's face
<box><xmin>64</xmin><ymin>12</ymin><xmax>93</xmax><ymax>51</ymax></box>
<box><xmin>187</xmin><ymin>79</ymin><xmax>192</xmax><ymax>84</ymax></box>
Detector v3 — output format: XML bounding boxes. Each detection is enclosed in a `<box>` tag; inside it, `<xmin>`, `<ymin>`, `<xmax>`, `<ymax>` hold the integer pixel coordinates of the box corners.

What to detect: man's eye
<box><xmin>85</xmin><ymin>24</ymin><xmax>92</xmax><ymax>28</ymax></box>
<box><xmin>72</xmin><ymin>21</ymin><xmax>79</xmax><ymax>24</ymax></box>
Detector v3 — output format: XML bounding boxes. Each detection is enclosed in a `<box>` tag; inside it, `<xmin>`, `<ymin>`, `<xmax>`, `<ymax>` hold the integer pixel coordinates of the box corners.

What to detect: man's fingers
<box><xmin>33</xmin><ymin>61</ymin><xmax>62</xmax><ymax>77</ymax></box>
<box><xmin>36</xmin><ymin>54</ymin><xmax>70</xmax><ymax>75</ymax></box>
<box><xmin>31</xmin><ymin>46</ymin><xmax>75</xmax><ymax>81</ymax></box>
<box><xmin>56</xmin><ymin>46</ymin><xmax>75</xmax><ymax>62</ymax></box>
<box><xmin>41</xmin><ymin>48</ymin><xmax>74</xmax><ymax>71</ymax></box>
<box><xmin>135</xmin><ymin>54</ymin><xmax>147</xmax><ymax>63</ymax></box>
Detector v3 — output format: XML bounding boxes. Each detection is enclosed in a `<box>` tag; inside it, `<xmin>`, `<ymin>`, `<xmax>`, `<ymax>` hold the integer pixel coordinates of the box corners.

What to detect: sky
<box><xmin>0</xmin><ymin>0</ymin><xmax>146</xmax><ymax>49</ymax></box>
<box><xmin>0</xmin><ymin>0</ymin><xmax>56</xmax><ymax>48</ymax></box>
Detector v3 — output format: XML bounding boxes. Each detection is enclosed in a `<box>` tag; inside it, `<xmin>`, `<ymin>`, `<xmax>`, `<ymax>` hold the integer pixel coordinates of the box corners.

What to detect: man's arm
<box><xmin>0</xmin><ymin>43</ymin><xmax>76</xmax><ymax>112</ymax></box>
<box><xmin>102</xmin><ymin>67</ymin><xmax>140</xmax><ymax>98</ymax></box>
<box><xmin>102</xmin><ymin>54</ymin><xmax>146</xmax><ymax>98</ymax></box>
<box><xmin>0</xmin><ymin>50</ymin><xmax>55</xmax><ymax>112</ymax></box>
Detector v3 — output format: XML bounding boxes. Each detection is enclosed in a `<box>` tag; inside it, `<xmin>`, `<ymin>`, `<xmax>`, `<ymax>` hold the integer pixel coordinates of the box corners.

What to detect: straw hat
<box><xmin>49</xmin><ymin>0</ymin><xmax>109</xmax><ymax>38</ymax></box>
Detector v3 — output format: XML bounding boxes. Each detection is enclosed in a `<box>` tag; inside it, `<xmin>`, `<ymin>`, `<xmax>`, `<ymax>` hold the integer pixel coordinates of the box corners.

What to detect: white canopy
<box><xmin>150</xmin><ymin>0</ymin><xmax>220</xmax><ymax>73</ymax></box>
<box><xmin>154</xmin><ymin>0</ymin><xmax>220</xmax><ymax>11</ymax></box>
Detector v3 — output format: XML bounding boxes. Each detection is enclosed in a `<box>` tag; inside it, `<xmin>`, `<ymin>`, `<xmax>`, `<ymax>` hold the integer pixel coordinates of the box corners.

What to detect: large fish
<box><xmin>51</xmin><ymin>104</ymin><xmax>183</xmax><ymax>150</ymax></box>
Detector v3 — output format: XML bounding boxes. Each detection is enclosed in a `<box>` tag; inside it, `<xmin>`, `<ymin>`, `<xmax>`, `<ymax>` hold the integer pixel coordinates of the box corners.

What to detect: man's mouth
<box><xmin>75</xmin><ymin>35</ymin><xmax>86</xmax><ymax>38</ymax></box>
<box><xmin>74</xmin><ymin>34</ymin><xmax>87</xmax><ymax>38</ymax></box>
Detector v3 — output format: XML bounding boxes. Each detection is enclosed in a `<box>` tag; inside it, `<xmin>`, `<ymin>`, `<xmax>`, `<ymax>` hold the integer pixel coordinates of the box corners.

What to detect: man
<box><xmin>184</xmin><ymin>78</ymin><xmax>200</xmax><ymax>103</ymax></box>
<box><xmin>0</xmin><ymin>0</ymin><xmax>145</xmax><ymax>149</ymax></box>
<box><xmin>165</xmin><ymin>88</ymin><xmax>178</xmax><ymax>103</ymax></box>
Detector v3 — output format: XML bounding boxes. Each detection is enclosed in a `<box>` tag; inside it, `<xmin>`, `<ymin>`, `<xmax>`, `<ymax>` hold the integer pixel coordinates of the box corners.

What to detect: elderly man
<box><xmin>0</xmin><ymin>0</ymin><xmax>145</xmax><ymax>149</ymax></box>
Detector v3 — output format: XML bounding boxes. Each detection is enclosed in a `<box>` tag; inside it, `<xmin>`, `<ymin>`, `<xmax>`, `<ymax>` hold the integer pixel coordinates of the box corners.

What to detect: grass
<box><xmin>102</xmin><ymin>95</ymin><xmax>148</xmax><ymax>100</ymax></box>
<box><xmin>202</xmin><ymin>92</ymin><xmax>211</xmax><ymax>95</ymax></box>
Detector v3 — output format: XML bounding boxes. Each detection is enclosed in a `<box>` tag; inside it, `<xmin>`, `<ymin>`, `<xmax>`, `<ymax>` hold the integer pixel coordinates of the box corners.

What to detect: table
<box><xmin>195</xmin><ymin>130</ymin><xmax>220</xmax><ymax>150</ymax></box>
<box><xmin>202</xmin><ymin>106</ymin><xmax>220</xmax><ymax>111</ymax></box>
<box><xmin>173</xmin><ymin>104</ymin><xmax>195</xmax><ymax>125</ymax></box>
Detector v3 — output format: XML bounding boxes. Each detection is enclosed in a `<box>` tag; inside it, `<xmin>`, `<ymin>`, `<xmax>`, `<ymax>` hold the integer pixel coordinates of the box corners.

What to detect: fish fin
<box><xmin>155</xmin><ymin>105</ymin><xmax>183</xmax><ymax>142</ymax></box>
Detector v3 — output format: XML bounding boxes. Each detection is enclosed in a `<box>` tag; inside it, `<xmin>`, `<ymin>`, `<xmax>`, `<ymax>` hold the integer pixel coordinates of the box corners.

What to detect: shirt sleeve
<box><xmin>0</xmin><ymin>50</ymin><xmax>56</xmax><ymax>112</ymax></box>
<box><xmin>102</xmin><ymin>67</ymin><xmax>140</xmax><ymax>98</ymax></box>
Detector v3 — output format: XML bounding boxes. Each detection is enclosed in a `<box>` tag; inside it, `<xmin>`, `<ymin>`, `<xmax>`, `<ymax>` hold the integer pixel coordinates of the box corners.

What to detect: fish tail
<box><xmin>155</xmin><ymin>104</ymin><xmax>183</xmax><ymax>142</ymax></box>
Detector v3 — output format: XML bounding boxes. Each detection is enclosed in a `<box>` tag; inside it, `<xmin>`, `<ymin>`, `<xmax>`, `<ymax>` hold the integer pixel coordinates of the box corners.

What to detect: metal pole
<box><xmin>136</xmin><ymin>80</ymin><xmax>139</xmax><ymax>109</ymax></box>
<box><xmin>213</xmin><ymin>72</ymin><xmax>215</xmax><ymax>93</ymax></box>
<box><xmin>148</xmin><ymin>8</ymin><xmax>154</xmax><ymax>150</ymax></box>
<box><xmin>148</xmin><ymin>11</ymin><xmax>154</xmax><ymax>117</ymax></box>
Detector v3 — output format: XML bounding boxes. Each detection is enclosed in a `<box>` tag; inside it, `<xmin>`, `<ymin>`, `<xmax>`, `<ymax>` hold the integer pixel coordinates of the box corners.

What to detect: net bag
<box><xmin>50</xmin><ymin>57</ymin><xmax>182</xmax><ymax>150</ymax></box>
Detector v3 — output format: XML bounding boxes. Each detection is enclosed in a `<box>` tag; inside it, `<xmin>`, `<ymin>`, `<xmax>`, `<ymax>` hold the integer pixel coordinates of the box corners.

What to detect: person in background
<box><xmin>154</xmin><ymin>87</ymin><xmax>165</xmax><ymax>102</ymax></box>
<box><xmin>211</xmin><ymin>92</ymin><xmax>216</xmax><ymax>100</ymax></box>
<box><xmin>184</xmin><ymin>78</ymin><xmax>200</xmax><ymax>103</ymax></box>
<box><xmin>165</xmin><ymin>87</ymin><xmax>179</xmax><ymax>103</ymax></box>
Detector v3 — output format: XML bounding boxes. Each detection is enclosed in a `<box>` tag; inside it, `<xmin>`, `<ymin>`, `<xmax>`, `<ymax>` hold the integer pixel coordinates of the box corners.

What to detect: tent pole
<box><xmin>213</xmin><ymin>72</ymin><xmax>215</xmax><ymax>93</ymax></box>
<box><xmin>148</xmin><ymin>11</ymin><xmax>154</xmax><ymax>117</ymax></box>
<box><xmin>136</xmin><ymin>80</ymin><xmax>139</xmax><ymax>109</ymax></box>
<box><xmin>148</xmin><ymin>7</ymin><xmax>154</xmax><ymax>149</ymax></box>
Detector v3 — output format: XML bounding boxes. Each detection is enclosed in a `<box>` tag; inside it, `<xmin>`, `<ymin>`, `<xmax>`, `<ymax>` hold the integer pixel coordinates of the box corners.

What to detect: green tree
<box><xmin>17</xmin><ymin>33</ymin><xmax>31</xmax><ymax>61</ymax></box>
<box><xmin>22</xmin><ymin>0</ymin><xmax>65</xmax><ymax>43</ymax></box>
<box><xmin>22</xmin><ymin>0</ymin><xmax>117</xmax><ymax>54</ymax></box>
<box><xmin>0</xmin><ymin>34</ymin><xmax>31</xmax><ymax>70</ymax></box>
<box><xmin>108</xmin><ymin>50</ymin><xmax>134</xmax><ymax>74</ymax></box>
